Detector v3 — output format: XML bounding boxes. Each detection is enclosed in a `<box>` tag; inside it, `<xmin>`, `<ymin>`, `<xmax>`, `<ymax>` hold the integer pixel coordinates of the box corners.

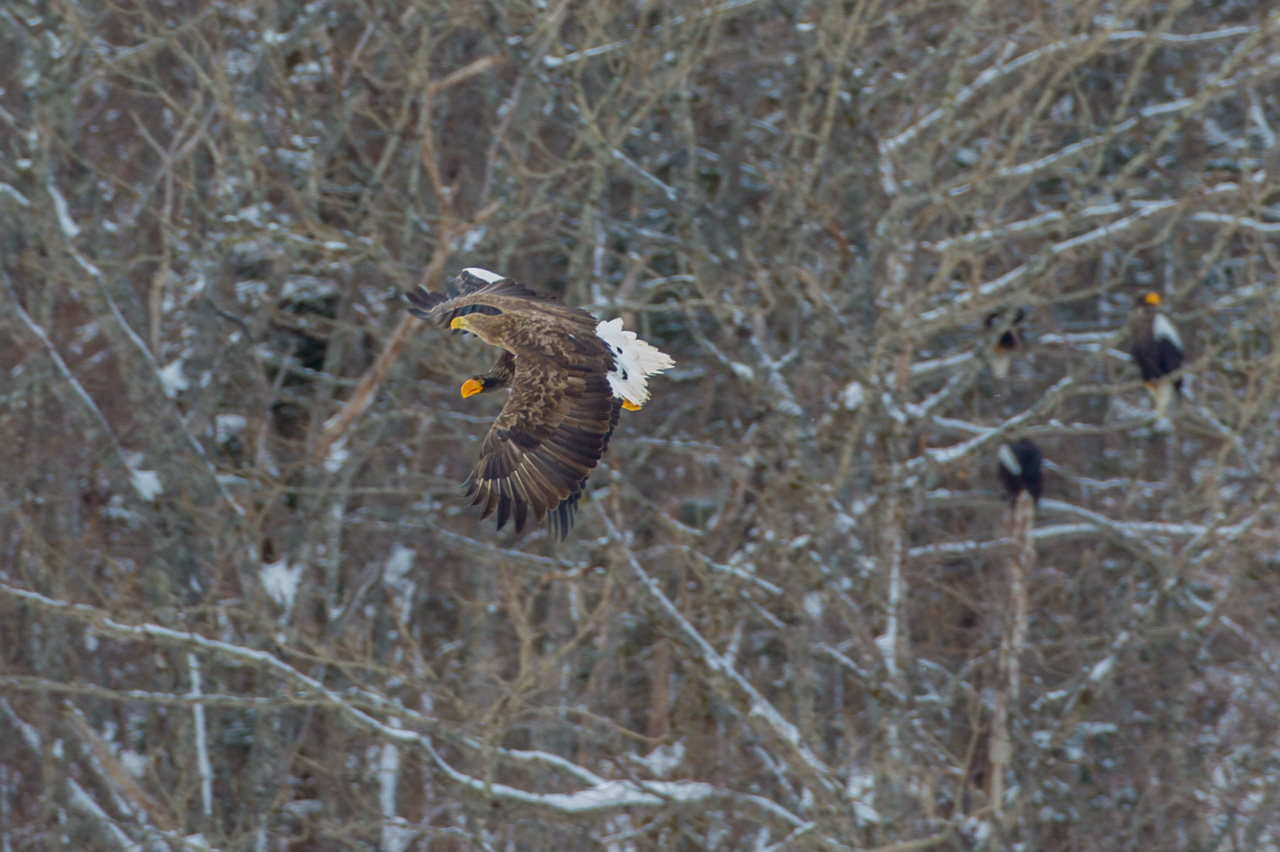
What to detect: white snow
<box><xmin>119</xmin><ymin>749</ymin><xmax>147</xmax><ymax>779</ymax></box>
<box><xmin>378</xmin><ymin>723</ymin><xmax>409</xmax><ymax>852</ymax></box>
<box><xmin>382</xmin><ymin>545</ymin><xmax>416</xmax><ymax>616</ymax></box>
<box><xmin>632</xmin><ymin>741</ymin><xmax>685</xmax><ymax>778</ymax></box>
<box><xmin>595</xmin><ymin>318</ymin><xmax>676</xmax><ymax>407</ymax></box>
<box><xmin>260</xmin><ymin>559</ymin><xmax>303</xmax><ymax>613</ymax></box>
<box><xmin>1089</xmin><ymin>655</ymin><xmax>1115</xmax><ymax>682</ymax></box>
<box><xmin>461</xmin><ymin>266</ymin><xmax>504</xmax><ymax>284</ymax></box>
<box><xmin>47</xmin><ymin>180</ymin><xmax>80</xmax><ymax>238</ymax></box>
<box><xmin>324</xmin><ymin>436</ymin><xmax>349</xmax><ymax>473</ymax></box>
<box><xmin>458</xmin><ymin>227</ymin><xmax>487</xmax><ymax>252</ymax></box>
<box><xmin>802</xmin><ymin>592</ymin><xmax>823</xmax><ymax>620</ymax></box>
<box><xmin>845</xmin><ymin>771</ymin><xmax>881</xmax><ymax>824</ymax></box>
<box><xmin>539</xmin><ymin>780</ymin><xmax>713</xmax><ymax>811</ymax></box>
<box><xmin>158</xmin><ymin>359</ymin><xmax>189</xmax><ymax>397</ymax></box>
<box><xmin>874</xmin><ymin>632</ymin><xmax>896</xmax><ymax>663</ymax></box>
<box><xmin>189</xmin><ymin>653</ymin><xmax>213</xmax><ymax>817</ymax></box>
<box><xmin>841</xmin><ymin>381</ymin><xmax>865</xmax><ymax>411</ymax></box>
<box><xmin>130</xmin><ymin>469</ymin><xmax>163</xmax><ymax>501</ymax></box>
<box><xmin>0</xmin><ymin>182</ymin><xmax>30</xmax><ymax>207</ymax></box>
<box><xmin>214</xmin><ymin>413</ymin><xmax>248</xmax><ymax>443</ymax></box>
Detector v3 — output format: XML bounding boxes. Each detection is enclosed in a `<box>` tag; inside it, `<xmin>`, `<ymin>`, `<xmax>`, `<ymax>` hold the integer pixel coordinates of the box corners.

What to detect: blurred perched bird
<box><xmin>1128</xmin><ymin>291</ymin><xmax>1184</xmax><ymax>419</ymax></box>
<box><xmin>997</xmin><ymin>439</ymin><xmax>1042</xmax><ymax>504</ymax></box>
<box><xmin>407</xmin><ymin>268</ymin><xmax>675</xmax><ymax>539</ymax></box>
<box><xmin>984</xmin><ymin>308</ymin><xmax>1025</xmax><ymax>379</ymax></box>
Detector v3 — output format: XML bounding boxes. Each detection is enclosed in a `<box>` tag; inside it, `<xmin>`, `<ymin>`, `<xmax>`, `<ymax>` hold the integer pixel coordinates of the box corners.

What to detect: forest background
<box><xmin>3</xmin><ymin>0</ymin><xmax>1280</xmax><ymax>849</ymax></box>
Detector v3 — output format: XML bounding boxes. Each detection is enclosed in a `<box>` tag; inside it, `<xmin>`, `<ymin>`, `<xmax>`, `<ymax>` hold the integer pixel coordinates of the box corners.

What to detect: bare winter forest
<box><xmin>5</xmin><ymin>0</ymin><xmax>1280</xmax><ymax>848</ymax></box>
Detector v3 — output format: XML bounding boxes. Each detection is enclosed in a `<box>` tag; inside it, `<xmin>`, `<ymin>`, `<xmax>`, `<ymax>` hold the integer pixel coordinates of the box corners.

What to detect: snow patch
<box><xmin>540</xmin><ymin>780</ymin><xmax>713</xmax><ymax>811</ymax></box>
<box><xmin>325</xmin><ymin>437</ymin><xmax>349</xmax><ymax>473</ymax></box>
<box><xmin>261</xmin><ymin>559</ymin><xmax>303</xmax><ymax>613</ymax></box>
<box><xmin>1089</xmin><ymin>655</ymin><xmax>1114</xmax><ymax>682</ymax></box>
<box><xmin>158</xmin><ymin>359</ymin><xmax>189</xmax><ymax>397</ymax></box>
<box><xmin>382</xmin><ymin>545</ymin><xmax>416</xmax><ymax>616</ymax></box>
<box><xmin>47</xmin><ymin>180</ymin><xmax>80</xmax><ymax>238</ymax></box>
<box><xmin>632</xmin><ymin>740</ymin><xmax>684</xmax><ymax>778</ymax></box>
<box><xmin>841</xmin><ymin>381</ymin><xmax>865</xmax><ymax>411</ymax></box>
<box><xmin>845</xmin><ymin>771</ymin><xmax>880</xmax><ymax>824</ymax></box>
<box><xmin>458</xmin><ymin>227</ymin><xmax>487</xmax><ymax>252</ymax></box>
<box><xmin>119</xmin><ymin>749</ymin><xmax>147</xmax><ymax>779</ymax></box>
<box><xmin>215</xmin><ymin>413</ymin><xmax>248</xmax><ymax>444</ymax></box>
<box><xmin>130</xmin><ymin>469</ymin><xmax>163</xmax><ymax>501</ymax></box>
<box><xmin>802</xmin><ymin>592</ymin><xmax>823</xmax><ymax>620</ymax></box>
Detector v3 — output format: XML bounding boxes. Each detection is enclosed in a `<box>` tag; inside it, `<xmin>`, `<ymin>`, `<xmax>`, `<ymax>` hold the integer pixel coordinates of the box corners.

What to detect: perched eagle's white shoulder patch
<box><xmin>594</xmin><ymin>318</ymin><xmax>675</xmax><ymax>407</ymax></box>
<box><xmin>1152</xmin><ymin>313</ymin><xmax>1182</xmax><ymax>350</ymax></box>
<box><xmin>998</xmin><ymin>443</ymin><xmax>1022</xmax><ymax>477</ymax></box>
<box><xmin>461</xmin><ymin>267</ymin><xmax>505</xmax><ymax>284</ymax></box>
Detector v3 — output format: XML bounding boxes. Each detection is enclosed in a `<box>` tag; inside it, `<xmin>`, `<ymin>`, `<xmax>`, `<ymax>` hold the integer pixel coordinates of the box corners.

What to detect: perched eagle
<box><xmin>997</xmin><ymin>439</ymin><xmax>1042</xmax><ymax>505</ymax></box>
<box><xmin>1128</xmin><ymin>291</ymin><xmax>1183</xmax><ymax>419</ymax></box>
<box><xmin>984</xmin><ymin>308</ymin><xmax>1025</xmax><ymax>379</ymax></box>
<box><xmin>407</xmin><ymin>268</ymin><xmax>675</xmax><ymax>539</ymax></box>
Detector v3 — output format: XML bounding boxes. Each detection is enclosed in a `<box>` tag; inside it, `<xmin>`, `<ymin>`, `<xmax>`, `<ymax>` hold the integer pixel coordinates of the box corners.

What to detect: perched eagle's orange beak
<box><xmin>450</xmin><ymin>316</ymin><xmax>469</xmax><ymax>330</ymax></box>
<box><xmin>622</xmin><ymin>400</ymin><xmax>642</xmax><ymax>411</ymax></box>
<box><xmin>460</xmin><ymin>379</ymin><xmax>484</xmax><ymax>398</ymax></box>
<box><xmin>1143</xmin><ymin>292</ymin><xmax>1161</xmax><ymax>306</ymax></box>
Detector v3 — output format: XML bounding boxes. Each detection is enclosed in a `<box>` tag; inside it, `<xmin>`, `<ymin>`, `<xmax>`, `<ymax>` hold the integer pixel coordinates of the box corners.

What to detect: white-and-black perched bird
<box><xmin>1128</xmin><ymin>291</ymin><xmax>1184</xmax><ymax>419</ymax></box>
<box><xmin>997</xmin><ymin>439</ymin><xmax>1042</xmax><ymax>505</ymax></box>
<box><xmin>985</xmin><ymin>308</ymin><xmax>1025</xmax><ymax>379</ymax></box>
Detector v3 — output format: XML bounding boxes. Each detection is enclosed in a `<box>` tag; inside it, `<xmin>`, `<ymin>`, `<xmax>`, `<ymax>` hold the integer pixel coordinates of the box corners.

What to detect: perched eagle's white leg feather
<box><xmin>1150</xmin><ymin>378</ymin><xmax>1175</xmax><ymax>420</ymax></box>
<box><xmin>594</xmin><ymin>318</ymin><xmax>675</xmax><ymax>407</ymax></box>
<box><xmin>990</xmin><ymin>350</ymin><xmax>1012</xmax><ymax>380</ymax></box>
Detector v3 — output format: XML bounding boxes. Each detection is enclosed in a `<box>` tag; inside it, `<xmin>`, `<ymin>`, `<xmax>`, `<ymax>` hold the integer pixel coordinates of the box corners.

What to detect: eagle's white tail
<box><xmin>595</xmin><ymin>318</ymin><xmax>675</xmax><ymax>407</ymax></box>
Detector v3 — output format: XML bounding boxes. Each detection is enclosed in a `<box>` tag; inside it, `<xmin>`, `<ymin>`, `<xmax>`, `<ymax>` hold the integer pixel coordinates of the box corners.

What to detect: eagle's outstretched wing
<box><xmin>463</xmin><ymin>356</ymin><xmax>616</xmax><ymax>537</ymax></box>
<box><xmin>406</xmin><ymin>270</ymin><xmax>597</xmax><ymax>329</ymax></box>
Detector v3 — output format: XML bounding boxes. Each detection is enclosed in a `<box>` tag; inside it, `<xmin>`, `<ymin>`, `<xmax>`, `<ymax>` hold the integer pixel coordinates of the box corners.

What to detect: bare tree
<box><xmin>4</xmin><ymin>0</ymin><xmax>1280</xmax><ymax>848</ymax></box>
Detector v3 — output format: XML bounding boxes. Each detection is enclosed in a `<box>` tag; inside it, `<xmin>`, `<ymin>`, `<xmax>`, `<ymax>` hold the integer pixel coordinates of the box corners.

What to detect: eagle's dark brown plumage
<box><xmin>997</xmin><ymin>439</ymin><xmax>1042</xmax><ymax>505</ymax></box>
<box><xmin>407</xmin><ymin>268</ymin><xmax>673</xmax><ymax>539</ymax></box>
<box><xmin>1128</xmin><ymin>291</ymin><xmax>1184</xmax><ymax>419</ymax></box>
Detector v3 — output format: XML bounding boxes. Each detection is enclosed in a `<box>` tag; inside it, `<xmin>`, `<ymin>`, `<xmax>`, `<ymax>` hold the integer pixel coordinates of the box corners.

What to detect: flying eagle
<box><xmin>407</xmin><ymin>268</ymin><xmax>675</xmax><ymax>539</ymax></box>
<box><xmin>1128</xmin><ymin>291</ymin><xmax>1183</xmax><ymax>419</ymax></box>
<box><xmin>997</xmin><ymin>439</ymin><xmax>1042</xmax><ymax>505</ymax></box>
<box><xmin>984</xmin><ymin>308</ymin><xmax>1025</xmax><ymax>380</ymax></box>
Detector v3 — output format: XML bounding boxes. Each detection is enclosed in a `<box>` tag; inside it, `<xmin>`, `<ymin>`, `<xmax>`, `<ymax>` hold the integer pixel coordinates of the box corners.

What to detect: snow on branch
<box><xmin>0</xmin><ymin>583</ymin><xmax>808</xmax><ymax>831</ymax></box>
<box><xmin>1</xmin><ymin>699</ymin><xmax>218</xmax><ymax>852</ymax></box>
<box><xmin>596</xmin><ymin>514</ymin><xmax>846</xmax><ymax>800</ymax></box>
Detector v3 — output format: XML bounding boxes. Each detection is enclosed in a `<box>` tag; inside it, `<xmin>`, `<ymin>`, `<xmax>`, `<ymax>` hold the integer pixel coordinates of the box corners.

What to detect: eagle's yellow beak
<box><xmin>460</xmin><ymin>379</ymin><xmax>484</xmax><ymax>398</ymax></box>
<box><xmin>1144</xmin><ymin>292</ymin><xmax>1161</xmax><ymax>306</ymax></box>
<box><xmin>622</xmin><ymin>400</ymin><xmax>642</xmax><ymax>411</ymax></box>
<box><xmin>450</xmin><ymin>316</ymin><xmax>469</xmax><ymax>331</ymax></box>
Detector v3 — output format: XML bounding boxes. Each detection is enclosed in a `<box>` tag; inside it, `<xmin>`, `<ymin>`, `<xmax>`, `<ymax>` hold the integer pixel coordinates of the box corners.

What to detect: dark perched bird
<box><xmin>984</xmin><ymin>308</ymin><xmax>1025</xmax><ymax>379</ymax></box>
<box><xmin>997</xmin><ymin>439</ymin><xmax>1042</xmax><ymax>504</ymax></box>
<box><xmin>1128</xmin><ymin>291</ymin><xmax>1184</xmax><ymax>419</ymax></box>
<box><xmin>407</xmin><ymin>268</ymin><xmax>675</xmax><ymax>539</ymax></box>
